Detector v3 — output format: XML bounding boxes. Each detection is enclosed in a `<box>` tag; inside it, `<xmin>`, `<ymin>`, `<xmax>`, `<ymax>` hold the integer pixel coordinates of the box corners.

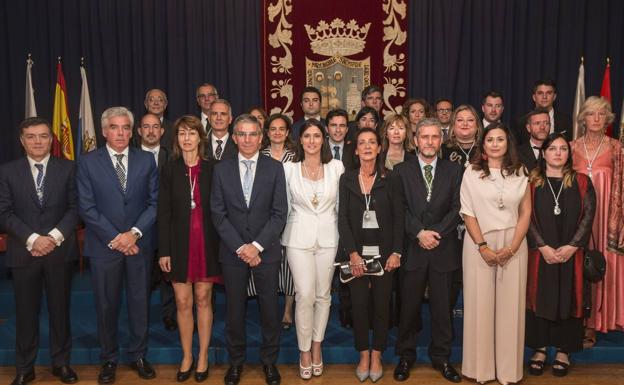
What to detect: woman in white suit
<box><xmin>282</xmin><ymin>119</ymin><xmax>345</xmax><ymax>379</ymax></box>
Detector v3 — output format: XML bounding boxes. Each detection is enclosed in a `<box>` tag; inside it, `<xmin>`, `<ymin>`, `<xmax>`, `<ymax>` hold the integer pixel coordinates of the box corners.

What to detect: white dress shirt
<box><xmin>201</xmin><ymin>111</ymin><xmax>210</xmax><ymax>132</ymax></box>
<box><xmin>549</xmin><ymin>109</ymin><xmax>555</xmax><ymax>133</ymax></box>
<box><xmin>211</xmin><ymin>132</ymin><xmax>230</xmax><ymax>159</ymax></box>
<box><xmin>328</xmin><ymin>139</ymin><xmax>344</xmax><ymax>160</ymax></box>
<box><xmin>25</xmin><ymin>154</ymin><xmax>64</xmax><ymax>250</ymax></box>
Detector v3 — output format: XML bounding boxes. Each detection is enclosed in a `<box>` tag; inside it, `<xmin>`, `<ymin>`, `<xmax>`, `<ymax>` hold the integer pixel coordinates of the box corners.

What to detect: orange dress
<box><xmin>572</xmin><ymin>138</ymin><xmax>624</xmax><ymax>332</ymax></box>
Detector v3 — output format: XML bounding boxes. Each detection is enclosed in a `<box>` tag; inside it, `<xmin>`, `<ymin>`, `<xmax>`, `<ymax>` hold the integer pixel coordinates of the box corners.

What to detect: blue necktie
<box><xmin>34</xmin><ymin>163</ymin><xmax>44</xmax><ymax>203</ymax></box>
<box><xmin>242</xmin><ymin>160</ymin><xmax>254</xmax><ymax>207</ymax></box>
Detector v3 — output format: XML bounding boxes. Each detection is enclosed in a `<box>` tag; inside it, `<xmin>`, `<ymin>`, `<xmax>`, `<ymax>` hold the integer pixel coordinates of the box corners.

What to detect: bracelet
<box><xmin>479</xmin><ymin>246</ymin><xmax>490</xmax><ymax>253</ymax></box>
<box><xmin>507</xmin><ymin>246</ymin><xmax>515</xmax><ymax>256</ymax></box>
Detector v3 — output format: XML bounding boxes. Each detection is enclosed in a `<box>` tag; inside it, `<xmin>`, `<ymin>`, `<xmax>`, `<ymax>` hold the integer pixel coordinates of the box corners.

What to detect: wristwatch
<box><xmin>131</xmin><ymin>229</ymin><xmax>142</xmax><ymax>239</ymax></box>
<box><xmin>476</xmin><ymin>241</ymin><xmax>487</xmax><ymax>250</ymax></box>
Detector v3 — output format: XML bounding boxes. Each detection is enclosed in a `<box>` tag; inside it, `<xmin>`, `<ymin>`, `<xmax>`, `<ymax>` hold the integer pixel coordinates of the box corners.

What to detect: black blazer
<box><xmin>158</xmin><ymin>158</ymin><xmax>220</xmax><ymax>282</ymax></box>
<box><xmin>517</xmin><ymin>142</ymin><xmax>538</xmax><ymax>171</ymax></box>
<box><xmin>0</xmin><ymin>157</ymin><xmax>79</xmax><ymax>267</ymax></box>
<box><xmin>205</xmin><ymin>135</ymin><xmax>238</xmax><ymax>161</ymax></box>
<box><xmin>337</xmin><ymin>169</ymin><xmax>404</xmax><ymax>264</ymax></box>
<box><xmin>512</xmin><ymin>109</ymin><xmax>572</xmax><ymax>145</ymax></box>
<box><xmin>392</xmin><ymin>157</ymin><xmax>463</xmax><ymax>272</ymax></box>
<box><xmin>157</xmin><ymin>146</ymin><xmax>170</xmax><ymax>170</ymax></box>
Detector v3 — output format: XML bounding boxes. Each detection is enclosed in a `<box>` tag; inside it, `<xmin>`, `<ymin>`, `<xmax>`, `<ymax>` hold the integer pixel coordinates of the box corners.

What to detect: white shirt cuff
<box><xmin>48</xmin><ymin>228</ymin><xmax>64</xmax><ymax>246</ymax></box>
<box><xmin>131</xmin><ymin>227</ymin><xmax>143</xmax><ymax>238</ymax></box>
<box><xmin>26</xmin><ymin>233</ymin><xmax>39</xmax><ymax>251</ymax></box>
<box><xmin>252</xmin><ymin>241</ymin><xmax>264</xmax><ymax>253</ymax></box>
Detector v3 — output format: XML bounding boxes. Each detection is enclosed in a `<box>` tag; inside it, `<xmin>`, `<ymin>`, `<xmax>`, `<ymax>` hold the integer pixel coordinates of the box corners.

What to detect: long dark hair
<box><xmin>293</xmin><ymin>119</ymin><xmax>333</xmax><ymax>163</ymax></box>
<box><xmin>355</xmin><ymin>127</ymin><xmax>387</xmax><ymax>178</ymax></box>
<box><xmin>529</xmin><ymin>133</ymin><xmax>575</xmax><ymax>188</ymax></box>
<box><xmin>172</xmin><ymin>115</ymin><xmax>208</xmax><ymax>160</ymax></box>
<box><xmin>472</xmin><ymin>122</ymin><xmax>526</xmax><ymax>178</ymax></box>
<box><xmin>261</xmin><ymin>113</ymin><xmax>295</xmax><ymax>151</ymax></box>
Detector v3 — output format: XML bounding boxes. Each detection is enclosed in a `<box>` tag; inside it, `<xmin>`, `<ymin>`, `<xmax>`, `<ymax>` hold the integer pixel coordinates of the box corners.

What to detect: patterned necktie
<box><xmin>34</xmin><ymin>163</ymin><xmax>44</xmax><ymax>203</ymax></box>
<box><xmin>333</xmin><ymin>145</ymin><xmax>340</xmax><ymax>160</ymax></box>
<box><xmin>242</xmin><ymin>160</ymin><xmax>254</xmax><ymax>207</ymax></box>
<box><xmin>215</xmin><ymin>139</ymin><xmax>224</xmax><ymax>160</ymax></box>
<box><xmin>114</xmin><ymin>154</ymin><xmax>126</xmax><ymax>193</ymax></box>
<box><xmin>424</xmin><ymin>164</ymin><xmax>433</xmax><ymax>185</ymax></box>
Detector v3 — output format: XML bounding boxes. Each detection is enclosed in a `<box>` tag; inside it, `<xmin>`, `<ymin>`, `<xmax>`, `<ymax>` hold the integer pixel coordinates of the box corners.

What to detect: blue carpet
<box><xmin>0</xmin><ymin>261</ymin><xmax>623</xmax><ymax>366</ymax></box>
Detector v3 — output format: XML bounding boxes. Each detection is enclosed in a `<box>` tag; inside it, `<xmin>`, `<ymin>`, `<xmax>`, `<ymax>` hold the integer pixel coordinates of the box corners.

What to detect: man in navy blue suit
<box><xmin>77</xmin><ymin>107</ymin><xmax>158</xmax><ymax>384</ymax></box>
<box><xmin>211</xmin><ymin>114</ymin><xmax>287</xmax><ymax>385</ymax></box>
<box><xmin>0</xmin><ymin>117</ymin><xmax>79</xmax><ymax>385</ymax></box>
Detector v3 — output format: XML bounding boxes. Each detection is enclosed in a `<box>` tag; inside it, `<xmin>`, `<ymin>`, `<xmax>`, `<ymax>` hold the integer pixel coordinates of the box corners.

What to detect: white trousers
<box><xmin>286</xmin><ymin>244</ymin><xmax>337</xmax><ymax>351</ymax></box>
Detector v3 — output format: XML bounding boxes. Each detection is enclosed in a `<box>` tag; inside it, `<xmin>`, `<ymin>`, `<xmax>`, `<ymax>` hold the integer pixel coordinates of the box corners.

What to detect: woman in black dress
<box><xmin>338</xmin><ymin>128</ymin><xmax>404</xmax><ymax>382</ymax></box>
<box><xmin>158</xmin><ymin>115</ymin><xmax>222</xmax><ymax>382</ymax></box>
<box><xmin>441</xmin><ymin>104</ymin><xmax>483</xmax><ymax>168</ymax></box>
<box><xmin>526</xmin><ymin>133</ymin><xmax>596</xmax><ymax>377</ymax></box>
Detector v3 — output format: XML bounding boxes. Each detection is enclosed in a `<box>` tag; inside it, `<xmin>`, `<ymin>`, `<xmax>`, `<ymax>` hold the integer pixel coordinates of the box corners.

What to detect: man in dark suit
<box><xmin>136</xmin><ymin>113</ymin><xmax>177</xmax><ymax>332</ymax></box>
<box><xmin>205</xmin><ymin>99</ymin><xmax>237</xmax><ymax>161</ymax></box>
<box><xmin>291</xmin><ymin>87</ymin><xmax>322</xmax><ymax>140</ymax></box>
<box><xmin>513</xmin><ymin>79</ymin><xmax>572</xmax><ymax>145</ymax></box>
<box><xmin>392</xmin><ymin>118</ymin><xmax>463</xmax><ymax>383</ymax></box>
<box><xmin>517</xmin><ymin>109</ymin><xmax>551</xmax><ymax>171</ymax></box>
<box><xmin>77</xmin><ymin>107</ymin><xmax>159</xmax><ymax>384</ymax></box>
<box><xmin>325</xmin><ymin>108</ymin><xmax>356</xmax><ymax>170</ymax></box>
<box><xmin>196</xmin><ymin>83</ymin><xmax>219</xmax><ymax>132</ymax></box>
<box><xmin>0</xmin><ymin>117</ymin><xmax>79</xmax><ymax>385</ymax></box>
<box><xmin>142</xmin><ymin>89</ymin><xmax>174</xmax><ymax>150</ymax></box>
<box><xmin>211</xmin><ymin>114</ymin><xmax>287</xmax><ymax>385</ymax></box>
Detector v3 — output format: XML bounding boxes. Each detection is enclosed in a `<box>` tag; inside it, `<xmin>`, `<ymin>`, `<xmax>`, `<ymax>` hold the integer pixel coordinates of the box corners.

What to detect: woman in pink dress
<box><xmin>570</xmin><ymin>96</ymin><xmax>624</xmax><ymax>345</ymax></box>
<box><xmin>158</xmin><ymin>115</ymin><xmax>222</xmax><ymax>382</ymax></box>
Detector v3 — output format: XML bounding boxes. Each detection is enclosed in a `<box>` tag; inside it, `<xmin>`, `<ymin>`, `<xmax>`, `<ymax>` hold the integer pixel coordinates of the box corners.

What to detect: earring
<box><xmin>482</xmin><ymin>153</ymin><xmax>488</xmax><ymax>160</ymax></box>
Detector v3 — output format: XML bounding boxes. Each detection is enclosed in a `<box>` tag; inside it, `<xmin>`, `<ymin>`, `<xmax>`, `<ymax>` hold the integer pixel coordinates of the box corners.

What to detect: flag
<box><xmin>78</xmin><ymin>64</ymin><xmax>97</xmax><ymax>156</ymax></box>
<box><xmin>52</xmin><ymin>61</ymin><xmax>75</xmax><ymax>160</ymax></box>
<box><xmin>25</xmin><ymin>55</ymin><xmax>37</xmax><ymax>118</ymax></box>
<box><xmin>572</xmin><ymin>58</ymin><xmax>585</xmax><ymax>139</ymax></box>
<box><xmin>600</xmin><ymin>59</ymin><xmax>612</xmax><ymax>137</ymax></box>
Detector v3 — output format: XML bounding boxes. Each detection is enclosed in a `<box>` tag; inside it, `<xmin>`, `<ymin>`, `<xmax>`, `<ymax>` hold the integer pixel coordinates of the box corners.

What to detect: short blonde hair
<box><xmin>447</xmin><ymin>104</ymin><xmax>483</xmax><ymax>147</ymax></box>
<box><xmin>577</xmin><ymin>96</ymin><xmax>615</xmax><ymax>135</ymax></box>
<box><xmin>380</xmin><ymin>113</ymin><xmax>414</xmax><ymax>152</ymax></box>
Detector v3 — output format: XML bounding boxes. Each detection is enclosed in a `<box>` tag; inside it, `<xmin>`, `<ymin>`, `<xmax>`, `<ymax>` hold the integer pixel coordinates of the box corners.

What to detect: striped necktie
<box><xmin>114</xmin><ymin>154</ymin><xmax>126</xmax><ymax>193</ymax></box>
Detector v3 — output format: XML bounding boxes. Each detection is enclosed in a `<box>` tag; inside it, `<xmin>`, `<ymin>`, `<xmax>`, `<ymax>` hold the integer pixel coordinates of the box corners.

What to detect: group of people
<box><xmin>0</xmin><ymin>79</ymin><xmax>623</xmax><ymax>385</ymax></box>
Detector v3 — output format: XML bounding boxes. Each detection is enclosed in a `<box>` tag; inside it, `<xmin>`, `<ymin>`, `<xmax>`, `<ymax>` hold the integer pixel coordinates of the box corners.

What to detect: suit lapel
<box><xmin>125</xmin><ymin>148</ymin><xmax>138</xmax><ymax>196</ymax></box>
<box><xmin>248</xmin><ymin>155</ymin><xmax>265</xmax><ymax>209</ymax></box>
<box><xmin>428</xmin><ymin>159</ymin><xmax>443</xmax><ymax>203</ymax></box>
<box><xmin>21</xmin><ymin>158</ymin><xmax>41</xmax><ymax>207</ymax></box>
<box><xmin>98</xmin><ymin>147</ymin><xmax>125</xmax><ymax>195</ymax></box>
<box><xmin>40</xmin><ymin>157</ymin><xmax>58</xmax><ymax>207</ymax></box>
<box><xmin>230</xmin><ymin>158</ymin><xmax>247</xmax><ymax>207</ymax></box>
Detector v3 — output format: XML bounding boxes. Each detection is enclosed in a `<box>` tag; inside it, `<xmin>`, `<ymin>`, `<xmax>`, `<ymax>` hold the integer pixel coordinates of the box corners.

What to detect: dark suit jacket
<box><xmin>157</xmin><ymin>146</ymin><xmax>170</xmax><ymax>170</ymax></box>
<box><xmin>158</xmin><ymin>158</ymin><xmax>220</xmax><ymax>281</ymax></box>
<box><xmin>210</xmin><ymin>154</ymin><xmax>287</xmax><ymax>266</ymax></box>
<box><xmin>517</xmin><ymin>142</ymin><xmax>538</xmax><ymax>171</ymax></box>
<box><xmin>326</xmin><ymin>138</ymin><xmax>357</xmax><ymax>170</ymax></box>
<box><xmin>205</xmin><ymin>135</ymin><xmax>238</xmax><ymax>161</ymax></box>
<box><xmin>0</xmin><ymin>157</ymin><xmax>79</xmax><ymax>267</ymax></box>
<box><xmin>380</xmin><ymin>150</ymin><xmax>416</xmax><ymax>169</ymax></box>
<box><xmin>392</xmin><ymin>157</ymin><xmax>463</xmax><ymax>272</ymax></box>
<box><xmin>160</xmin><ymin>118</ymin><xmax>174</xmax><ymax>150</ymax></box>
<box><xmin>77</xmin><ymin>146</ymin><xmax>159</xmax><ymax>257</ymax></box>
<box><xmin>337</xmin><ymin>169</ymin><xmax>404</xmax><ymax>264</ymax></box>
<box><xmin>512</xmin><ymin>109</ymin><xmax>572</xmax><ymax>145</ymax></box>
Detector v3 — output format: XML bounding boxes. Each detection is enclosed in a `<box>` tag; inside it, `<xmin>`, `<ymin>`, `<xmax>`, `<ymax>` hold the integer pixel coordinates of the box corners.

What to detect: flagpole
<box><xmin>25</xmin><ymin>53</ymin><xmax>38</xmax><ymax>118</ymax></box>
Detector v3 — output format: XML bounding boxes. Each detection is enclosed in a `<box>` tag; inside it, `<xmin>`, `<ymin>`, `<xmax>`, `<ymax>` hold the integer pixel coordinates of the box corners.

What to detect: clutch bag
<box><xmin>334</xmin><ymin>255</ymin><xmax>384</xmax><ymax>283</ymax></box>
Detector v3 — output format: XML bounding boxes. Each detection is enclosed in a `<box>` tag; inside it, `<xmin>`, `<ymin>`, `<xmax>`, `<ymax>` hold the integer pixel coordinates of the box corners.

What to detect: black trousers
<box><xmin>12</xmin><ymin>261</ymin><xmax>73</xmax><ymax>373</ymax></box>
<box><xmin>396</xmin><ymin>266</ymin><xmax>455</xmax><ymax>365</ymax></box>
<box><xmin>526</xmin><ymin>311</ymin><xmax>583</xmax><ymax>353</ymax></box>
<box><xmin>222</xmin><ymin>261</ymin><xmax>280</xmax><ymax>366</ymax></box>
<box><xmin>348</xmin><ymin>271</ymin><xmax>394</xmax><ymax>351</ymax></box>
<box><xmin>89</xmin><ymin>253</ymin><xmax>152</xmax><ymax>363</ymax></box>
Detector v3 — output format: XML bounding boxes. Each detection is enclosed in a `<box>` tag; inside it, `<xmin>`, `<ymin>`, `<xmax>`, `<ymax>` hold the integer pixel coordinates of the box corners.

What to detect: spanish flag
<box><xmin>52</xmin><ymin>60</ymin><xmax>75</xmax><ymax>159</ymax></box>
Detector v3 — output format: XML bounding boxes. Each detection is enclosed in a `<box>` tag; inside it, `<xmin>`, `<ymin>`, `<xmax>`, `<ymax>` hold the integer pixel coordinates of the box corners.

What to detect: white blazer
<box><xmin>281</xmin><ymin>159</ymin><xmax>344</xmax><ymax>248</ymax></box>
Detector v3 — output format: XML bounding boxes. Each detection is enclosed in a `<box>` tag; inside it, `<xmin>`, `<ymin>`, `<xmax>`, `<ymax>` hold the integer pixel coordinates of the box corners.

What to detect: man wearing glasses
<box><xmin>435</xmin><ymin>99</ymin><xmax>453</xmax><ymax>141</ymax></box>
<box><xmin>141</xmin><ymin>89</ymin><xmax>173</xmax><ymax>149</ymax></box>
<box><xmin>211</xmin><ymin>114</ymin><xmax>287</xmax><ymax>385</ymax></box>
<box><xmin>205</xmin><ymin>99</ymin><xmax>237</xmax><ymax>161</ymax></box>
<box><xmin>196</xmin><ymin>83</ymin><xmax>219</xmax><ymax>131</ymax></box>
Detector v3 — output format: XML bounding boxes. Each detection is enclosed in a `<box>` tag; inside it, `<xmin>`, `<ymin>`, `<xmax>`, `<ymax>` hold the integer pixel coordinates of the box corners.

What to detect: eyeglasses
<box><xmin>147</xmin><ymin>97</ymin><xmax>165</xmax><ymax>103</ymax></box>
<box><xmin>198</xmin><ymin>93</ymin><xmax>218</xmax><ymax>99</ymax></box>
<box><xmin>437</xmin><ymin>108</ymin><xmax>452</xmax><ymax>113</ymax></box>
<box><xmin>234</xmin><ymin>131</ymin><xmax>261</xmax><ymax>138</ymax></box>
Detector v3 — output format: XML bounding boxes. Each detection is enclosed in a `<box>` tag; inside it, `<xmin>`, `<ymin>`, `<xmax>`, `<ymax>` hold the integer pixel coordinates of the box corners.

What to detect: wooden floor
<box><xmin>1</xmin><ymin>364</ymin><xmax>623</xmax><ymax>384</ymax></box>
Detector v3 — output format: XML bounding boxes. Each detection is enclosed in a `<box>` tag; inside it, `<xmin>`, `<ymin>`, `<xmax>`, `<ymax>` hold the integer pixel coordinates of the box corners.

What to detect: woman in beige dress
<box><xmin>460</xmin><ymin>123</ymin><xmax>531</xmax><ymax>385</ymax></box>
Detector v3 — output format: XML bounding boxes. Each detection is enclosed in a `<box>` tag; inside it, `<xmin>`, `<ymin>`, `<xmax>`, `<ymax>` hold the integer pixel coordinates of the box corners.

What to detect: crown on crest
<box><xmin>305</xmin><ymin>18</ymin><xmax>370</xmax><ymax>57</ymax></box>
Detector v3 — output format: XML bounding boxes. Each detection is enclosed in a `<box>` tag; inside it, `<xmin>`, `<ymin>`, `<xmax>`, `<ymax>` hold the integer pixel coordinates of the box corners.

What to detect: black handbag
<box><xmin>334</xmin><ymin>255</ymin><xmax>384</xmax><ymax>284</ymax></box>
<box><xmin>584</xmin><ymin>235</ymin><xmax>606</xmax><ymax>283</ymax></box>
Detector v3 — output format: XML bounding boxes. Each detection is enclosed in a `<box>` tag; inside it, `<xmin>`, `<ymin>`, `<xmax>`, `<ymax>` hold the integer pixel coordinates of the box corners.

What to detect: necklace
<box><xmin>302</xmin><ymin>162</ymin><xmax>322</xmax><ymax>208</ymax></box>
<box><xmin>582</xmin><ymin>135</ymin><xmax>605</xmax><ymax>179</ymax></box>
<box><xmin>488</xmin><ymin>170</ymin><xmax>505</xmax><ymax>209</ymax></box>
<box><xmin>188</xmin><ymin>165</ymin><xmax>198</xmax><ymax>209</ymax></box>
<box><xmin>358</xmin><ymin>171</ymin><xmax>377</xmax><ymax>219</ymax></box>
<box><xmin>545</xmin><ymin>176</ymin><xmax>564</xmax><ymax>215</ymax></box>
<box><xmin>457</xmin><ymin>141</ymin><xmax>475</xmax><ymax>168</ymax></box>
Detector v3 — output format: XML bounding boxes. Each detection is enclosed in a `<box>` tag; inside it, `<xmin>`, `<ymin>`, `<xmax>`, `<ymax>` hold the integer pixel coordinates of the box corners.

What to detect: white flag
<box><xmin>25</xmin><ymin>56</ymin><xmax>37</xmax><ymax>118</ymax></box>
<box><xmin>572</xmin><ymin>59</ymin><xmax>585</xmax><ymax>140</ymax></box>
<box><xmin>78</xmin><ymin>65</ymin><xmax>97</xmax><ymax>154</ymax></box>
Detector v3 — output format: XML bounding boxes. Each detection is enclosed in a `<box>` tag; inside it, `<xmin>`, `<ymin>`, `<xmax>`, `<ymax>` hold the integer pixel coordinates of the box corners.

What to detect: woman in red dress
<box><xmin>158</xmin><ymin>115</ymin><xmax>222</xmax><ymax>382</ymax></box>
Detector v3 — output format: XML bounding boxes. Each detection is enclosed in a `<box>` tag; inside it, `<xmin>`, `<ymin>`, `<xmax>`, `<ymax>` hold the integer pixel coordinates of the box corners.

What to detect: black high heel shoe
<box><xmin>194</xmin><ymin>360</ymin><xmax>209</xmax><ymax>382</ymax></box>
<box><xmin>552</xmin><ymin>350</ymin><xmax>570</xmax><ymax>377</ymax></box>
<box><xmin>528</xmin><ymin>348</ymin><xmax>547</xmax><ymax>376</ymax></box>
<box><xmin>176</xmin><ymin>357</ymin><xmax>195</xmax><ymax>382</ymax></box>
